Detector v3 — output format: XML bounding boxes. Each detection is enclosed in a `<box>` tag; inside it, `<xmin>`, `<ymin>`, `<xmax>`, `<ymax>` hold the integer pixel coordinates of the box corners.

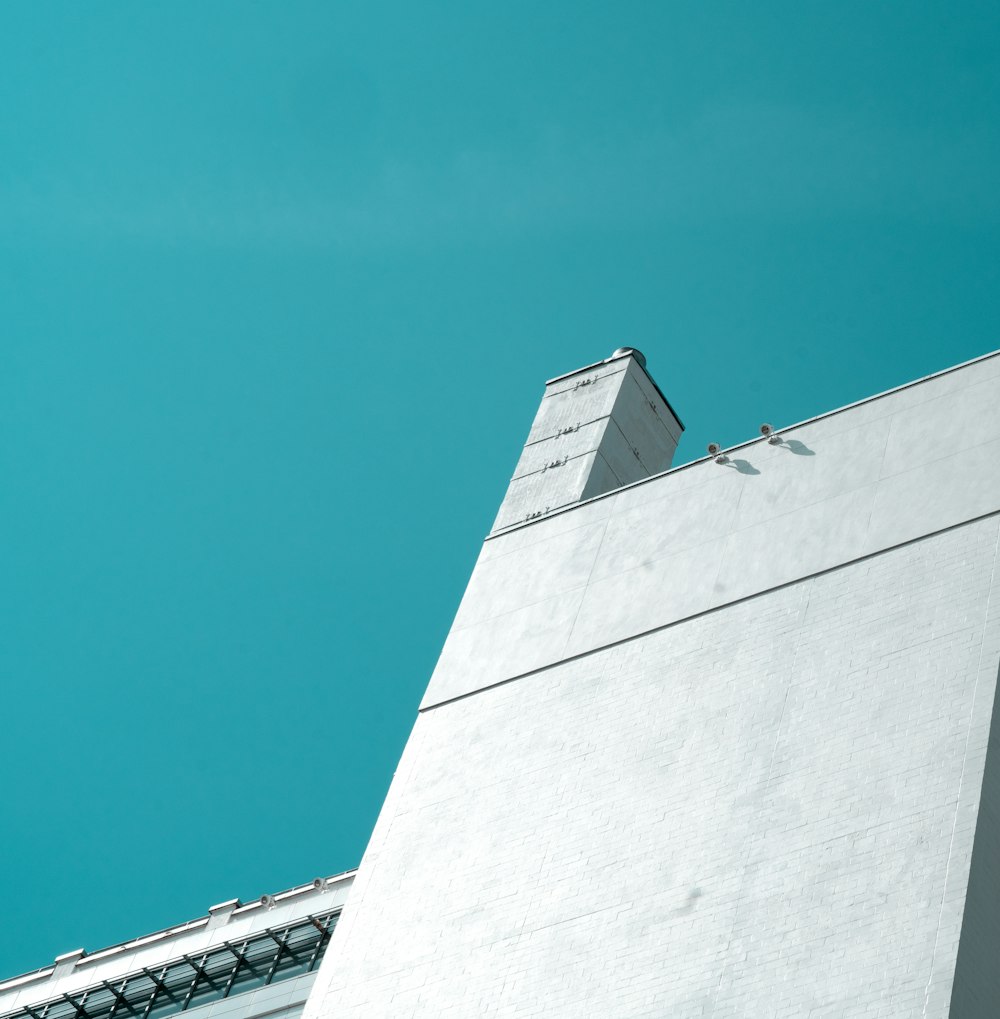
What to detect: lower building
<box><xmin>0</xmin><ymin>874</ymin><xmax>353</xmax><ymax>1019</ymax></box>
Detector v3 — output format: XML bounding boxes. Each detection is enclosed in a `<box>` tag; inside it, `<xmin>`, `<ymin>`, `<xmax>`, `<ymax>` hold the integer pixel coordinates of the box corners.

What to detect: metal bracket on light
<box><xmin>707</xmin><ymin>442</ymin><xmax>729</xmax><ymax>465</ymax></box>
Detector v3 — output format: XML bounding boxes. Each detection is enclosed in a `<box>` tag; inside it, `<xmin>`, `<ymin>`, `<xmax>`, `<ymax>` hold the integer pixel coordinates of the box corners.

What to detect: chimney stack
<box><xmin>493</xmin><ymin>348</ymin><xmax>683</xmax><ymax>531</ymax></box>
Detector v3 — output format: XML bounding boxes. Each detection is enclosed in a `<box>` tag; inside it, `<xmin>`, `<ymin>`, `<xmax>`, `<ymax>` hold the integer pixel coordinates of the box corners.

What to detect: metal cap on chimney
<box><xmin>611</xmin><ymin>347</ymin><xmax>646</xmax><ymax>367</ymax></box>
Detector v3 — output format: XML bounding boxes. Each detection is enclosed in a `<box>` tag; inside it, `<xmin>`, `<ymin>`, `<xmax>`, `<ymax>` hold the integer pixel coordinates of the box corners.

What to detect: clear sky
<box><xmin>2</xmin><ymin>1</ymin><xmax>999</xmax><ymax>976</ymax></box>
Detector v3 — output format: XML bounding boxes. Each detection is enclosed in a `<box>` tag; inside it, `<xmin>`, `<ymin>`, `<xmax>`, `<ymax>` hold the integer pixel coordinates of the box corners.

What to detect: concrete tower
<box><xmin>305</xmin><ymin>349</ymin><xmax>1000</xmax><ymax>1016</ymax></box>
<box><xmin>492</xmin><ymin>348</ymin><xmax>683</xmax><ymax>531</ymax></box>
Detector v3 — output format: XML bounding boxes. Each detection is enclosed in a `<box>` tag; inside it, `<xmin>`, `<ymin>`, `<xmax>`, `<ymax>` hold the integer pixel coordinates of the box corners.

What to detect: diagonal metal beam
<box><xmin>139</xmin><ymin>968</ymin><xmax>180</xmax><ymax>1019</ymax></box>
<box><xmin>262</xmin><ymin>929</ymin><xmax>291</xmax><ymax>986</ymax></box>
<box><xmin>100</xmin><ymin>981</ymin><xmax>138</xmax><ymax>1019</ymax></box>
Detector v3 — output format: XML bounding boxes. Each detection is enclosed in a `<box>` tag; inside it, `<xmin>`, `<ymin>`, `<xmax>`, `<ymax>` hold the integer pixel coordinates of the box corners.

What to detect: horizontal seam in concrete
<box><xmin>544</xmin><ymin>357</ymin><xmax>629</xmax><ymax>387</ymax></box>
<box><xmin>510</xmin><ymin>443</ymin><xmax>604</xmax><ymax>483</ymax></box>
<box><xmin>495</xmin><ymin>450</ymin><xmax>631</xmax><ymax>534</ymax></box>
<box><xmin>541</xmin><ymin>363</ymin><xmax>626</xmax><ymax>398</ymax></box>
<box><xmin>546</xmin><ymin>353</ymin><xmax>685</xmax><ymax>428</ymax></box>
<box><xmin>488</xmin><ymin>347</ymin><xmax>1000</xmax><ymax>541</ymax></box>
<box><xmin>525</xmin><ymin>902</ymin><xmax>624</xmax><ymax>936</ymax></box>
<box><xmin>421</xmin><ymin>507</ymin><xmax>1000</xmax><ymax>713</ymax></box>
<box><xmin>522</xmin><ymin>413</ymin><xmax>611</xmax><ymax>450</ymax></box>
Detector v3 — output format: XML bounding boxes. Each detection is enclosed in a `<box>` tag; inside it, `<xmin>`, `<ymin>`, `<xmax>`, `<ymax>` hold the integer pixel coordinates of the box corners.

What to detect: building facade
<box><xmin>0</xmin><ymin>874</ymin><xmax>354</xmax><ymax>1019</ymax></box>
<box><xmin>303</xmin><ymin>348</ymin><xmax>1000</xmax><ymax>1016</ymax></box>
<box><xmin>6</xmin><ymin>350</ymin><xmax>1000</xmax><ymax>1016</ymax></box>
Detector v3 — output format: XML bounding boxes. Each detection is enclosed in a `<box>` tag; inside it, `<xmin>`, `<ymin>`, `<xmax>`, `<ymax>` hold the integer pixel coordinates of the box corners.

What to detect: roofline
<box><xmin>545</xmin><ymin>349</ymin><xmax>685</xmax><ymax>430</ymax></box>
<box><xmin>489</xmin><ymin>346</ymin><xmax>1000</xmax><ymax>540</ymax></box>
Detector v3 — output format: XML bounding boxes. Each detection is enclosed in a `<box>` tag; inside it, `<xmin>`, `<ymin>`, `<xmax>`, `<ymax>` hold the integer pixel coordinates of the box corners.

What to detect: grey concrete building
<box><xmin>0</xmin><ymin>874</ymin><xmax>354</xmax><ymax>1019</ymax></box>
<box><xmin>303</xmin><ymin>348</ymin><xmax>1000</xmax><ymax>1016</ymax></box>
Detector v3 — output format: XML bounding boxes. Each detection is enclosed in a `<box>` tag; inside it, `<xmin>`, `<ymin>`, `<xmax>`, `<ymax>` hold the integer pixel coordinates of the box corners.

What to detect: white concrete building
<box><xmin>7</xmin><ymin>349</ymin><xmax>1000</xmax><ymax>1016</ymax></box>
<box><xmin>303</xmin><ymin>348</ymin><xmax>1000</xmax><ymax>1016</ymax></box>
<box><xmin>0</xmin><ymin>874</ymin><xmax>353</xmax><ymax>1019</ymax></box>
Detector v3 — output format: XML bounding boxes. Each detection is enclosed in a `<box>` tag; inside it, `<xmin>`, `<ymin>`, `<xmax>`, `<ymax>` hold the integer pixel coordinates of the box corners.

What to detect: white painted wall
<box><xmin>429</xmin><ymin>351</ymin><xmax>1000</xmax><ymax>707</ymax></box>
<box><xmin>306</xmin><ymin>352</ymin><xmax>1000</xmax><ymax>1017</ymax></box>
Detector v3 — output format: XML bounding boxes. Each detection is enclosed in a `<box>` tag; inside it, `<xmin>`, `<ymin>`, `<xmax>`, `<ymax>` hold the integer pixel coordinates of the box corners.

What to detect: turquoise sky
<box><xmin>2</xmin><ymin>2</ymin><xmax>999</xmax><ymax>975</ymax></box>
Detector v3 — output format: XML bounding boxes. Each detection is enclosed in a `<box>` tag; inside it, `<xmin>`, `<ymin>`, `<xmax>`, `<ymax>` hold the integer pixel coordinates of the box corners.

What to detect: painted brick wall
<box><xmin>308</xmin><ymin>514</ymin><xmax>1000</xmax><ymax>1017</ymax></box>
<box><xmin>426</xmin><ymin>352</ymin><xmax>1000</xmax><ymax>709</ymax></box>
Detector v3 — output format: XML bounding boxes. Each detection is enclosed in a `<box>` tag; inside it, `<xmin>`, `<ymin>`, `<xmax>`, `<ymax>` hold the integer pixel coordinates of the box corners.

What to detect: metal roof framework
<box><xmin>2</xmin><ymin>912</ymin><xmax>340</xmax><ymax>1019</ymax></box>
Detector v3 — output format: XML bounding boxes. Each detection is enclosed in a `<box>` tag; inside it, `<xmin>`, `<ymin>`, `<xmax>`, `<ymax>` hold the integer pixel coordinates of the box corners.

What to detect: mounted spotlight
<box><xmin>760</xmin><ymin>423</ymin><xmax>783</xmax><ymax>444</ymax></box>
<box><xmin>707</xmin><ymin>442</ymin><xmax>729</xmax><ymax>464</ymax></box>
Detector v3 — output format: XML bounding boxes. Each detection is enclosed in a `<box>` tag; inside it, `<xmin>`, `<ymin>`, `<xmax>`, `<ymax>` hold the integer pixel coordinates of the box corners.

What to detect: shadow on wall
<box><xmin>715</xmin><ymin>438</ymin><xmax>816</xmax><ymax>475</ymax></box>
<box><xmin>724</xmin><ymin>459</ymin><xmax>760</xmax><ymax>475</ymax></box>
<box><xmin>780</xmin><ymin>439</ymin><xmax>814</xmax><ymax>456</ymax></box>
<box><xmin>949</xmin><ymin>658</ymin><xmax>1000</xmax><ymax>1014</ymax></box>
<box><xmin>676</xmin><ymin>887</ymin><xmax>703</xmax><ymax>915</ymax></box>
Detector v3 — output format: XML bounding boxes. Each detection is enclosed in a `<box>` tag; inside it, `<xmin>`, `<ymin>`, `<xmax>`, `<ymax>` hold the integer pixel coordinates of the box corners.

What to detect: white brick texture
<box><xmin>308</xmin><ymin>514</ymin><xmax>1000</xmax><ymax>1017</ymax></box>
